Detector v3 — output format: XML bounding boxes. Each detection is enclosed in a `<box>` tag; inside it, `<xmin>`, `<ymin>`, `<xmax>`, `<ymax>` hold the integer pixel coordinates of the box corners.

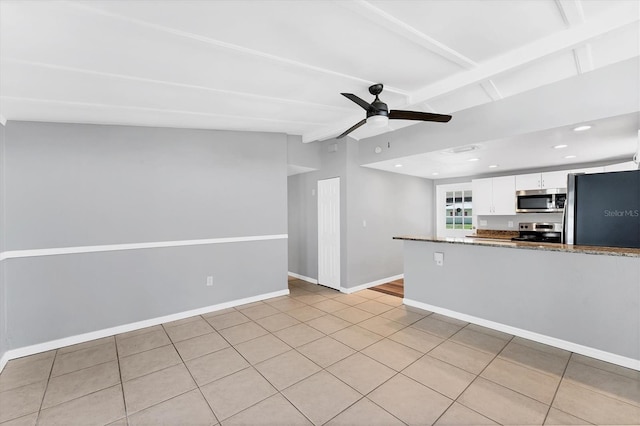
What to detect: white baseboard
<box><xmin>287</xmin><ymin>272</ymin><xmax>318</xmax><ymax>284</ymax></box>
<box><xmin>0</xmin><ymin>352</ymin><xmax>10</xmax><ymax>374</ymax></box>
<box><xmin>404</xmin><ymin>298</ymin><xmax>640</xmax><ymax>371</ymax></box>
<box><xmin>0</xmin><ymin>288</ymin><xmax>289</xmax><ymax>373</ymax></box>
<box><xmin>341</xmin><ymin>274</ymin><xmax>404</xmax><ymax>294</ymax></box>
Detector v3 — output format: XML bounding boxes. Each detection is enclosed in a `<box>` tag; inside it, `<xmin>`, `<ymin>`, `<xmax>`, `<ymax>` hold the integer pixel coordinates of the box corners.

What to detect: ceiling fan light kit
<box><xmin>367</xmin><ymin>115</ymin><xmax>389</xmax><ymax>128</ymax></box>
<box><xmin>338</xmin><ymin>83</ymin><xmax>452</xmax><ymax>139</ymax></box>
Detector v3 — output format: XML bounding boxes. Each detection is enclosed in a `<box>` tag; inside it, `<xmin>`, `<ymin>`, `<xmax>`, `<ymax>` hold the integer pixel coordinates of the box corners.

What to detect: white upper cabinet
<box><xmin>472</xmin><ymin>176</ymin><xmax>515</xmax><ymax>215</ymax></box>
<box><xmin>492</xmin><ymin>176</ymin><xmax>516</xmax><ymax>215</ymax></box>
<box><xmin>515</xmin><ymin>171</ymin><xmax>567</xmax><ymax>190</ymax></box>
<box><xmin>472</xmin><ymin>178</ymin><xmax>494</xmax><ymax>215</ymax></box>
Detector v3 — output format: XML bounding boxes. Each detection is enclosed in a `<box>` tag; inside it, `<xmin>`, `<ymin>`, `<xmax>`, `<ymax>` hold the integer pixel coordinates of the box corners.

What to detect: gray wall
<box><xmin>2</xmin><ymin>121</ymin><xmax>288</xmax><ymax>350</ymax></box>
<box><xmin>0</xmin><ymin>122</ymin><xmax>7</xmax><ymax>360</ymax></box>
<box><xmin>288</xmin><ymin>138</ymin><xmax>347</xmax><ymax>283</ymax></box>
<box><xmin>403</xmin><ymin>240</ymin><xmax>640</xmax><ymax>361</ymax></box>
<box><xmin>287</xmin><ymin>134</ymin><xmax>320</xmax><ymax>170</ymax></box>
<box><xmin>5</xmin><ymin>123</ymin><xmax>287</xmax><ymax>250</ymax></box>
<box><xmin>288</xmin><ymin>137</ymin><xmax>433</xmax><ymax>289</ymax></box>
<box><xmin>345</xmin><ymin>140</ymin><xmax>432</xmax><ymax>287</ymax></box>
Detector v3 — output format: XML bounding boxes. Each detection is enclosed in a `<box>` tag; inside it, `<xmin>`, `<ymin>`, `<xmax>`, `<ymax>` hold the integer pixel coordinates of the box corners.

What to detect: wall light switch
<box><xmin>508</xmin><ymin>221</ymin><xmax>514</xmax><ymax>228</ymax></box>
<box><xmin>206</xmin><ymin>276</ymin><xmax>214</xmax><ymax>286</ymax></box>
<box><xmin>433</xmin><ymin>252</ymin><xmax>444</xmax><ymax>267</ymax></box>
<box><xmin>362</xmin><ymin>220</ymin><xmax>367</xmax><ymax>227</ymax></box>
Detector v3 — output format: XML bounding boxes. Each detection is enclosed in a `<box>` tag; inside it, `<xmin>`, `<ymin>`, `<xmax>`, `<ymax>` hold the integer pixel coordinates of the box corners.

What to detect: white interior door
<box><xmin>318</xmin><ymin>177</ymin><xmax>340</xmax><ymax>290</ymax></box>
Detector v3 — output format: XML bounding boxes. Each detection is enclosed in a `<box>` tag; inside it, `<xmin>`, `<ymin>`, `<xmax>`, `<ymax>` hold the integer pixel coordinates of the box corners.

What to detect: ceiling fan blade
<box><xmin>389</xmin><ymin>110</ymin><xmax>452</xmax><ymax>122</ymax></box>
<box><xmin>337</xmin><ymin>119</ymin><xmax>367</xmax><ymax>139</ymax></box>
<box><xmin>341</xmin><ymin>93</ymin><xmax>372</xmax><ymax>111</ymax></box>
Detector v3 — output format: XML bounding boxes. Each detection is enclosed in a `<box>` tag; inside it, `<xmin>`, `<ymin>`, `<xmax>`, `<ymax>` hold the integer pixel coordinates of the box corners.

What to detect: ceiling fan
<box><xmin>338</xmin><ymin>83</ymin><xmax>452</xmax><ymax>139</ymax></box>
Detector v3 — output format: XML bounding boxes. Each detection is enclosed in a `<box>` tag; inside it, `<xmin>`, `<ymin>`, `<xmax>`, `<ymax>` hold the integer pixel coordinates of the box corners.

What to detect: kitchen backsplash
<box><xmin>476</xmin><ymin>213</ymin><xmax>563</xmax><ymax>230</ymax></box>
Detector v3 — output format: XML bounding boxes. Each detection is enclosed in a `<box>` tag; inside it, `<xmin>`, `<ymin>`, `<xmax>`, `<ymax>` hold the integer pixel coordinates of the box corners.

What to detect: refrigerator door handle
<box><xmin>561</xmin><ymin>204</ymin><xmax>566</xmax><ymax>244</ymax></box>
<box><xmin>564</xmin><ymin>173</ymin><xmax>577</xmax><ymax>245</ymax></box>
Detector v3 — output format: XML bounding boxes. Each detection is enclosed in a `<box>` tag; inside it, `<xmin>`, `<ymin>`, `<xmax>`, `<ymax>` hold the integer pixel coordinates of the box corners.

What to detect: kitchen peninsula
<box><xmin>394</xmin><ymin>236</ymin><xmax>640</xmax><ymax>370</ymax></box>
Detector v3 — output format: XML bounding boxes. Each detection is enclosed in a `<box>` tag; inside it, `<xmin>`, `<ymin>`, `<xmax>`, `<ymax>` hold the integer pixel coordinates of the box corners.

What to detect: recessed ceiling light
<box><xmin>468</xmin><ymin>158</ymin><xmax>480</xmax><ymax>162</ymax></box>
<box><xmin>431</xmin><ymin>172</ymin><xmax>439</xmax><ymax>176</ymax></box>
<box><xmin>573</xmin><ymin>125</ymin><xmax>591</xmax><ymax>132</ymax></box>
<box><xmin>394</xmin><ymin>164</ymin><xmax>403</xmax><ymax>168</ymax></box>
<box><xmin>488</xmin><ymin>164</ymin><xmax>498</xmax><ymax>168</ymax></box>
<box><xmin>564</xmin><ymin>155</ymin><xmax>577</xmax><ymax>159</ymax></box>
<box><xmin>553</xmin><ymin>144</ymin><xmax>568</xmax><ymax>149</ymax></box>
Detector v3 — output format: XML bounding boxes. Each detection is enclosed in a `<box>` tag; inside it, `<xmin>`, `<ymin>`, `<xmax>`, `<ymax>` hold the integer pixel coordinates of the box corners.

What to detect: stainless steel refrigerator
<box><xmin>564</xmin><ymin>169</ymin><xmax>640</xmax><ymax>248</ymax></box>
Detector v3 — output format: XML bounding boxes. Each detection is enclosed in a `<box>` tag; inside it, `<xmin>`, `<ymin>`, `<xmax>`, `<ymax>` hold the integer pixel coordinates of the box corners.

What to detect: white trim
<box><xmin>341</xmin><ymin>274</ymin><xmax>404</xmax><ymax>294</ymax></box>
<box><xmin>0</xmin><ymin>352</ymin><xmax>10</xmax><ymax>373</ymax></box>
<box><xmin>287</xmin><ymin>272</ymin><xmax>318</xmax><ymax>284</ymax></box>
<box><xmin>0</xmin><ymin>289</ymin><xmax>289</xmax><ymax>373</ymax></box>
<box><xmin>0</xmin><ymin>234</ymin><xmax>288</xmax><ymax>262</ymax></box>
<box><xmin>404</xmin><ymin>298</ymin><xmax>640</xmax><ymax>371</ymax></box>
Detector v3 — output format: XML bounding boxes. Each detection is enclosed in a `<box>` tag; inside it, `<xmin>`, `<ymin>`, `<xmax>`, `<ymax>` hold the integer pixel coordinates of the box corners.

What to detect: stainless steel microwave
<box><xmin>516</xmin><ymin>188</ymin><xmax>566</xmax><ymax>213</ymax></box>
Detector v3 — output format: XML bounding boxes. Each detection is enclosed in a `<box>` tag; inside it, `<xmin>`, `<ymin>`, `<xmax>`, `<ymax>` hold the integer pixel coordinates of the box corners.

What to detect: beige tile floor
<box><xmin>1</xmin><ymin>278</ymin><xmax>639</xmax><ymax>425</ymax></box>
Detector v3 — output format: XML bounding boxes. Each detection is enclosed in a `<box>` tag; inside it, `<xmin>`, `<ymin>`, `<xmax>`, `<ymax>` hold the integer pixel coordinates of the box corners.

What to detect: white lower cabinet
<box><xmin>472</xmin><ymin>176</ymin><xmax>515</xmax><ymax>215</ymax></box>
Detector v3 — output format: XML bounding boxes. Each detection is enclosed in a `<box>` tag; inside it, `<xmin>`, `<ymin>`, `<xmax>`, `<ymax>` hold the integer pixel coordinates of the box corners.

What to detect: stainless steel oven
<box><xmin>516</xmin><ymin>188</ymin><xmax>566</xmax><ymax>213</ymax></box>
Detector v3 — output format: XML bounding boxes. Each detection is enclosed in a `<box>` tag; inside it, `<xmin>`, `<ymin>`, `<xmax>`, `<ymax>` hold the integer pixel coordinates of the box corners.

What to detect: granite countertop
<box><xmin>393</xmin><ymin>235</ymin><xmax>640</xmax><ymax>257</ymax></box>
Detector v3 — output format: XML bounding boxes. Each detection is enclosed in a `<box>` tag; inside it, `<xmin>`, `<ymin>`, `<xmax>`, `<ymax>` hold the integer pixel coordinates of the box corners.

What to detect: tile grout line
<box><xmin>306</xmin><ymin>307</ymin><xmax>411</xmax><ymax>425</ymax></box>
<box><xmin>33</xmin><ymin>350</ymin><xmax>57</xmax><ymax>424</ymax></box>
<box><xmin>163</xmin><ymin>317</ymin><xmax>222</xmax><ymax>426</ymax></box>
<box><xmin>430</xmin><ymin>328</ymin><xmax>517</xmax><ymax>425</ymax></box>
<box><xmin>202</xmin><ymin>314</ymin><xmax>315</xmax><ymax>424</ymax></box>
<box><xmin>113</xmin><ymin>330</ymin><xmax>128</xmax><ymax>424</ymax></box>
<box><xmin>542</xmin><ymin>353</ymin><xmax>573</xmax><ymax>426</ymax></box>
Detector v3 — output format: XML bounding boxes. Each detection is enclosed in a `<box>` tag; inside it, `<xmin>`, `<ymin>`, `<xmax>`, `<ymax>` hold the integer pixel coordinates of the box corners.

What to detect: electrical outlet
<box><xmin>508</xmin><ymin>221</ymin><xmax>514</xmax><ymax>228</ymax></box>
<box><xmin>206</xmin><ymin>276</ymin><xmax>213</xmax><ymax>286</ymax></box>
<box><xmin>433</xmin><ymin>252</ymin><xmax>444</xmax><ymax>267</ymax></box>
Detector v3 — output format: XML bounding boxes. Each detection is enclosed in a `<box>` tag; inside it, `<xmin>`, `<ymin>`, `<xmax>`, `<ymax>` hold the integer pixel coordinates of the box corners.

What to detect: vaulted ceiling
<box><xmin>1</xmin><ymin>1</ymin><xmax>638</xmax><ymax>170</ymax></box>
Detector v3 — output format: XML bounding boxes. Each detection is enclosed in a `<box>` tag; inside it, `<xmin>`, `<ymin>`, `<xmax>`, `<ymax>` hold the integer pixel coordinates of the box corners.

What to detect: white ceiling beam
<box><xmin>480</xmin><ymin>81</ymin><xmax>503</xmax><ymax>101</ymax></box>
<box><xmin>408</xmin><ymin>6</ymin><xmax>638</xmax><ymax>106</ymax></box>
<box><xmin>556</xmin><ymin>0</ymin><xmax>594</xmax><ymax>74</ymax></box>
<box><xmin>573</xmin><ymin>44</ymin><xmax>595</xmax><ymax>74</ymax></box>
<box><xmin>0</xmin><ymin>96</ymin><xmax>326</xmax><ymax>126</ymax></box>
<box><xmin>1</xmin><ymin>57</ymin><xmax>354</xmax><ymax>114</ymax></box>
<box><xmin>555</xmin><ymin>0</ymin><xmax>585</xmax><ymax>27</ymax></box>
<box><xmin>63</xmin><ymin>1</ymin><xmax>409</xmax><ymax>98</ymax></box>
<box><xmin>335</xmin><ymin>0</ymin><xmax>477</xmax><ymax>69</ymax></box>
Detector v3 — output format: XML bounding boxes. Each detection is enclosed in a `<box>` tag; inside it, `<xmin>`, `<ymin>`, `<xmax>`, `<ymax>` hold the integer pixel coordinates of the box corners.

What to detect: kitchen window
<box><xmin>445</xmin><ymin>190</ymin><xmax>473</xmax><ymax>230</ymax></box>
<box><xmin>436</xmin><ymin>183</ymin><xmax>473</xmax><ymax>238</ymax></box>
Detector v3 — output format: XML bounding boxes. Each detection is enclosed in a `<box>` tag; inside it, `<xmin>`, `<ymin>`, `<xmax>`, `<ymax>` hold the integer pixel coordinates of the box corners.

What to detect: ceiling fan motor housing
<box><xmin>367</xmin><ymin>84</ymin><xmax>389</xmax><ymax>118</ymax></box>
<box><xmin>367</xmin><ymin>99</ymin><xmax>389</xmax><ymax>118</ymax></box>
